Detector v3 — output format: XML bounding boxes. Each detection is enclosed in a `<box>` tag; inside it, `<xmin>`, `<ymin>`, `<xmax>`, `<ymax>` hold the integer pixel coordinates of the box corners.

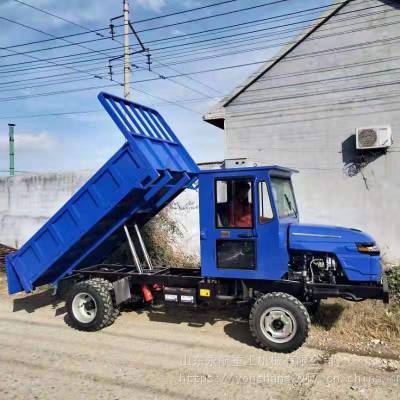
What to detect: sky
<box><xmin>0</xmin><ymin>0</ymin><xmax>333</xmax><ymax>174</ymax></box>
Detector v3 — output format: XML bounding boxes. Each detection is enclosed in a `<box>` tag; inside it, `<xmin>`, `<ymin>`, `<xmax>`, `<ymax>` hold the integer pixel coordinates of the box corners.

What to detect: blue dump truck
<box><xmin>6</xmin><ymin>92</ymin><xmax>389</xmax><ymax>353</ymax></box>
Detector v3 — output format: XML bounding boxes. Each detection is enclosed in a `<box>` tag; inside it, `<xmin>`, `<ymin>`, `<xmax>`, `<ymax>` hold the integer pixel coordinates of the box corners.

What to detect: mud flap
<box><xmin>113</xmin><ymin>277</ymin><xmax>131</xmax><ymax>305</ymax></box>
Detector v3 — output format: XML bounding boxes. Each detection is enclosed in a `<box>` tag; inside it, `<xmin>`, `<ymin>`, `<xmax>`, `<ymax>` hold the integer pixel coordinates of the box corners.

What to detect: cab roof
<box><xmin>198</xmin><ymin>165</ymin><xmax>298</xmax><ymax>175</ymax></box>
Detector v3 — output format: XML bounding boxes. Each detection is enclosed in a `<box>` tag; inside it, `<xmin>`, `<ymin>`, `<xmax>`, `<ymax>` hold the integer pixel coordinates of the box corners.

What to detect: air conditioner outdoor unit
<box><xmin>355</xmin><ymin>125</ymin><xmax>392</xmax><ymax>150</ymax></box>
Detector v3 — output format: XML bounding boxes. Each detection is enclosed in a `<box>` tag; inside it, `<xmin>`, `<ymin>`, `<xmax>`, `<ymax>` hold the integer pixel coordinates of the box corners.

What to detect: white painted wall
<box><xmin>0</xmin><ymin>171</ymin><xmax>92</xmax><ymax>248</ymax></box>
<box><xmin>0</xmin><ymin>170</ymin><xmax>205</xmax><ymax>256</ymax></box>
<box><xmin>223</xmin><ymin>0</ymin><xmax>400</xmax><ymax>263</ymax></box>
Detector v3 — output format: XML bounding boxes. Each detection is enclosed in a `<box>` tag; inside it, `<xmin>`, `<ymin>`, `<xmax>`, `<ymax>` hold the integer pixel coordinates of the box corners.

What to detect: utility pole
<box><xmin>8</xmin><ymin>123</ymin><xmax>15</xmax><ymax>177</ymax></box>
<box><xmin>123</xmin><ymin>0</ymin><xmax>130</xmax><ymax>100</ymax></box>
<box><xmin>109</xmin><ymin>2</ymin><xmax>149</xmax><ymax>100</ymax></box>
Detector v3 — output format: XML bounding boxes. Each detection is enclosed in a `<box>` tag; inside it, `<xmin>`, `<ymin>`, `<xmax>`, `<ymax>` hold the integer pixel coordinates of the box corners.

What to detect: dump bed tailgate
<box><xmin>6</xmin><ymin>92</ymin><xmax>199</xmax><ymax>294</ymax></box>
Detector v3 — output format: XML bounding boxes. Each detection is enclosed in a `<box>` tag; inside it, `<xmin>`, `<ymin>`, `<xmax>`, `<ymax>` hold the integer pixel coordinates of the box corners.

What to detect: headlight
<box><xmin>356</xmin><ymin>243</ymin><xmax>380</xmax><ymax>255</ymax></box>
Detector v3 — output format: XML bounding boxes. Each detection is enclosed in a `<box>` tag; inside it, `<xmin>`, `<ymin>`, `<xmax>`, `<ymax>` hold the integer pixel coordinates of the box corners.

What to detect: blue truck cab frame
<box><xmin>199</xmin><ymin>166</ymin><xmax>297</xmax><ymax>281</ymax></box>
<box><xmin>5</xmin><ymin>92</ymin><xmax>388</xmax><ymax>353</ymax></box>
<box><xmin>198</xmin><ymin>166</ymin><xmax>382</xmax><ymax>284</ymax></box>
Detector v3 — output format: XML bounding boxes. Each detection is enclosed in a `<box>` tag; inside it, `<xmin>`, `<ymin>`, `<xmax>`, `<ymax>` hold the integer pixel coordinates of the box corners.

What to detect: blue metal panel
<box><xmin>6</xmin><ymin>92</ymin><xmax>199</xmax><ymax>294</ymax></box>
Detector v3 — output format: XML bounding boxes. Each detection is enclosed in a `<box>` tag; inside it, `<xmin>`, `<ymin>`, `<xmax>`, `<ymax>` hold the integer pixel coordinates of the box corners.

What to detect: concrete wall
<box><xmin>224</xmin><ymin>0</ymin><xmax>400</xmax><ymax>262</ymax></box>
<box><xmin>0</xmin><ymin>166</ymin><xmax>222</xmax><ymax>256</ymax></box>
<box><xmin>0</xmin><ymin>172</ymin><xmax>93</xmax><ymax>248</ymax></box>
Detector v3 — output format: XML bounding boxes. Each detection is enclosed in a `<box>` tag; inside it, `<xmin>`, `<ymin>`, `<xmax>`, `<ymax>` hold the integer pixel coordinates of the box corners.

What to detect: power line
<box><xmin>0</xmin><ymin>52</ymin><xmax>121</xmax><ymax>75</ymax></box>
<box><xmin>2</xmin><ymin>6</ymin><xmax>312</xmax><ymax>59</ymax></box>
<box><xmin>227</xmin><ymin>100</ymin><xmax>400</xmax><ymax>131</ymax></box>
<box><xmin>5</xmin><ymin>50</ymin><xmax>400</xmax><ymax>96</ymax></box>
<box><xmin>143</xmin><ymin>3</ymin><xmax>346</xmax><ymax>47</ymax></box>
<box><xmin>236</xmin><ymin>77</ymin><xmax>400</xmax><ymax>106</ymax></box>
<box><xmin>242</xmin><ymin>65</ymin><xmax>400</xmax><ymax>94</ymax></box>
<box><xmin>2</xmin><ymin>13</ymin><xmax>399</xmax><ymax>81</ymax></box>
<box><xmin>0</xmin><ymin>82</ymin><xmax>122</xmax><ymax>102</ymax></box>
<box><xmin>0</xmin><ymin>17</ymin><xmax>318</xmax><ymax>68</ymax></box>
<box><xmin>0</xmin><ymin>2</ymin><xmax>388</xmax><ymax>71</ymax></box>
<box><xmin>0</xmin><ymin>14</ymin><xmax>124</xmax><ymax>84</ymax></box>
<box><xmin>151</xmin><ymin>59</ymin><xmax>224</xmax><ymax>95</ymax></box>
<box><xmin>12</xmin><ymin>0</ymin><xmax>107</xmax><ymax>35</ymax></box>
<box><xmin>0</xmin><ymin>1</ymin><xmax>212</xmax><ymax>115</ymax></box>
<box><xmin>227</xmin><ymin>90</ymin><xmax>400</xmax><ymax>121</ymax></box>
<box><xmin>4</xmin><ymin>86</ymin><xmax>400</xmax><ymax>122</ymax></box>
<box><xmin>0</xmin><ymin>15</ymin><xmax>113</xmax><ymax>64</ymax></box>
<box><xmin>146</xmin><ymin>25</ymin><xmax>400</xmax><ymax>69</ymax></box>
<box><xmin>1</xmin><ymin>0</ymin><xmax>297</xmax><ymax>52</ymax></box>
<box><xmin>5</xmin><ymin>0</ymin><xmax>243</xmax><ymax>50</ymax></box>
<box><xmin>18</xmin><ymin>0</ymin><xmax>213</xmax><ymax>105</ymax></box>
<box><xmin>0</xmin><ymin>109</ymin><xmax>102</xmax><ymax>120</ymax></box>
<box><xmin>247</xmin><ymin>54</ymin><xmax>400</xmax><ymax>82</ymax></box>
<box><xmin>133</xmin><ymin>0</ymin><xmax>243</xmax><ymax>23</ymax></box>
<box><xmin>8</xmin><ymin>0</ymin><xmax>217</xmax><ymax>100</ymax></box>
<box><xmin>150</xmin><ymin>4</ymin><xmax>390</xmax><ymax>56</ymax></box>
<box><xmin>235</xmin><ymin>99</ymin><xmax>400</xmax><ymax>128</ymax></box>
<box><xmin>2</xmin><ymin>0</ymin><xmax>400</xmax><ymax>105</ymax></box>
<box><xmin>13</xmin><ymin>0</ymin><xmax>242</xmax><ymax>26</ymax></box>
<box><xmin>3</xmin><ymin>55</ymin><xmax>400</xmax><ymax>104</ymax></box>
<box><xmin>0</xmin><ymin>95</ymin><xmax>216</xmax><ymax>120</ymax></box>
<box><xmin>3</xmin><ymin>32</ymin><xmax>400</xmax><ymax>95</ymax></box>
<box><xmin>149</xmin><ymin>9</ymin><xmax>400</xmax><ymax>61</ymax></box>
<box><xmin>0</xmin><ymin>73</ymin><xmax>123</xmax><ymax>94</ymax></box>
<box><xmin>0</xmin><ymin>62</ymin><xmax>123</xmax><ymax>86</ymax></box>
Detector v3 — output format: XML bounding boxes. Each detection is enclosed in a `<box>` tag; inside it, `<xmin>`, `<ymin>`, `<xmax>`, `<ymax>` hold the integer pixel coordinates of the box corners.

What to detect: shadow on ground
<box><xmin>12</xmin><ymin>289</ymin><xmax>66</xmax><ymax>316</ymax></box>
<box><xmin>134</xmin><ymin>303</ymin><xmax>255</xmax><ymax>346</ymax></box>
<box><xmin>311</xmin><ymin>302</ymin><xmax>345</xmax><ymax>330</ymax></box>
<box><xmin>135</xmin><ymin>301</ymin><xmax>346</xmax><ymax>347</ymax></box>
<box><xmin>7</xmin><ymin>276</ymin><xmax>345</xmax><ymax>349</ymax></box>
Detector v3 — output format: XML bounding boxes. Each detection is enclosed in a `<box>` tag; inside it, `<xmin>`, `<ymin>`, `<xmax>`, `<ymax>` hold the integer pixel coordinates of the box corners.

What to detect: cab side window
<box><xmin>215</xmin><ymin>179</ymin><xmax>253</xmax><ymax>228</ymax></box>
<box><xmin>258</xmin><ymin>181</ymin><xmax>273</xmax><ymax>223</ymax></box>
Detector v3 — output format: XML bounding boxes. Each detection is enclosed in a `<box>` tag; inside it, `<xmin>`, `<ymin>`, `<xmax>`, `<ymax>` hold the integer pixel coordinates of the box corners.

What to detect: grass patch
<box><xmin>387</xmin><ymin>265</ymin><xmax>400</xmax><ymax>303</ymax></box>
<box><xmin>312</xmin><ymin>267</ymin><xmax>400</xmax><ymax>353</ymax></box>
<box><xmin>314</xmin><ymin>299</ymin><xmax>400</xmax><ymax>343</ymax></box>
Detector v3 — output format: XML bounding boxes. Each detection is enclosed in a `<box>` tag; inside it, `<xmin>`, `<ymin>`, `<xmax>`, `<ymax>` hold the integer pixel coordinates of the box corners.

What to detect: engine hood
<box><xmin>289</xmin><ymin>223</ymin><xmax>381</xmax><ymax>282</ymax></box>
<box><xmin>289</xmin><ymin>223</ymin><xmax>375</xmax><ymax>246</ymax></box>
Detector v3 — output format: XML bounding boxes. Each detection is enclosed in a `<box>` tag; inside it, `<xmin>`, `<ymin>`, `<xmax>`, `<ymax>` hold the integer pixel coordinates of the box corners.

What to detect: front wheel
<box><xmin>66</xmin><ymin>278</ymin><xmax>117</xmax><ymax>331</ymax></box>
<box><xmin>249</xmin><ymin>292</ymin><xmax>310</xmax><ymax>353</ymax></box>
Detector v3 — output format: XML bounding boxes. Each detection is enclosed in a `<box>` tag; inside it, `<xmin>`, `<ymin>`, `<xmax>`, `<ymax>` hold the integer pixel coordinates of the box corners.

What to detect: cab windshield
<box><xmin>270</xmin><ymin>177</ymin><xmax>298</xmax><ymax>218</ymax></box>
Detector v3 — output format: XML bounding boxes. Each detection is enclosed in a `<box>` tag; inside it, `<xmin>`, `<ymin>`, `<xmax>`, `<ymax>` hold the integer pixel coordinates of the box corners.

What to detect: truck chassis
<box><xmin>72</xmin><ymin>264</ymin><xmax>389</xmax><ymax>304</ymax></box>
<box><xmin>62</xmin><ymin>263</ymin><xmax>388</xmax><ymax>353</ymax></box>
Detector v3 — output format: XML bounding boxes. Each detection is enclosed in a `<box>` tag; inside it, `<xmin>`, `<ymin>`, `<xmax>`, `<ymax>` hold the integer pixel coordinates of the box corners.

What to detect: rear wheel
<box><xmin>66</xmin><ymin>278</ymin><xmax>117</xmax><ymax>331</ymax></box>
<box><xmin>249</xmin><ymin>292</ymin><xmax>310</xmax><ymax>353</ymax></box>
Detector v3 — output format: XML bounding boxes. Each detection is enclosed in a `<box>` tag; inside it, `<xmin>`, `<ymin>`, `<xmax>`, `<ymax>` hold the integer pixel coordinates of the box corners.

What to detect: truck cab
<box><xmin>198</xmin><ymin>166</ymin><xmax>384</xmax><ymax>288</ymax></box>
<box><xmin>199</xmin><ymin>166</ymin><xmax>298</xmax><ymax>281</ymax></box>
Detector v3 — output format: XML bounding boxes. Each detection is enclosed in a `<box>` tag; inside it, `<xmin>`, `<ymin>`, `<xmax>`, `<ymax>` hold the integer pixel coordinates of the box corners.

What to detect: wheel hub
<box><xmin>72</xmin><ymin>292</ymin><xmax>97</xmax><ymax>323</ymax></box>
<box><xmin>261</xmin><ymin>307</ymin><xmax>297</xmax><ymax>343</ymax></box>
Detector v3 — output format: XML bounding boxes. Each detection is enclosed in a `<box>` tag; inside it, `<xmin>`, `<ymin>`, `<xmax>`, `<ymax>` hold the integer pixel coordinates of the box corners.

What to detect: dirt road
<box><xmin>0</xmin><ymin>287</ymin><xmax>398</xmax><ymax>400</ymax></box>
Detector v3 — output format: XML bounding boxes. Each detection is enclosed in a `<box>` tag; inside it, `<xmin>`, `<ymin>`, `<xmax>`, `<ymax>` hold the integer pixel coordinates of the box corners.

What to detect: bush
<box><xmin>103</xmin><ymin>209</ymin><xmax>199</xmax><ymax>269</ymax></box>
<box><xmin>142</xmin><ymin>209</ymin><xmax>199</xmax><ymax>268</ymax></box>
<box><xmin>387</xmin><ymin>265</ymin><xmax>400</xmax><ymax>303</ymax></box>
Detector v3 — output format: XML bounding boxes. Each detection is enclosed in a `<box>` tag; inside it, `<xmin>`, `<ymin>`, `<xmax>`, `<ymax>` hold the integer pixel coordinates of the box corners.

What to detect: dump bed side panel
<box><xmin>6</xmin><ymin>93</ymin><xmax>199</xmax><ymax>294</ymax></box>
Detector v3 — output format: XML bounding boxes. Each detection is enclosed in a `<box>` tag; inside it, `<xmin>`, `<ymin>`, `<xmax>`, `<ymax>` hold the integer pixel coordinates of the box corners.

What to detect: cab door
<box><xmin>199</xmin><ymin>169</ymin><xmax>278</xmax><ymax>280</ymax></box>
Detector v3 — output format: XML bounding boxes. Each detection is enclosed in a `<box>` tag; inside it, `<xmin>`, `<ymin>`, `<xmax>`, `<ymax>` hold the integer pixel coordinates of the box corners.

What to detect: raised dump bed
<box><xmin>6</xmin><ymin>92</ymin><xmax>199</xmax><ymax>294</ymax></box>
